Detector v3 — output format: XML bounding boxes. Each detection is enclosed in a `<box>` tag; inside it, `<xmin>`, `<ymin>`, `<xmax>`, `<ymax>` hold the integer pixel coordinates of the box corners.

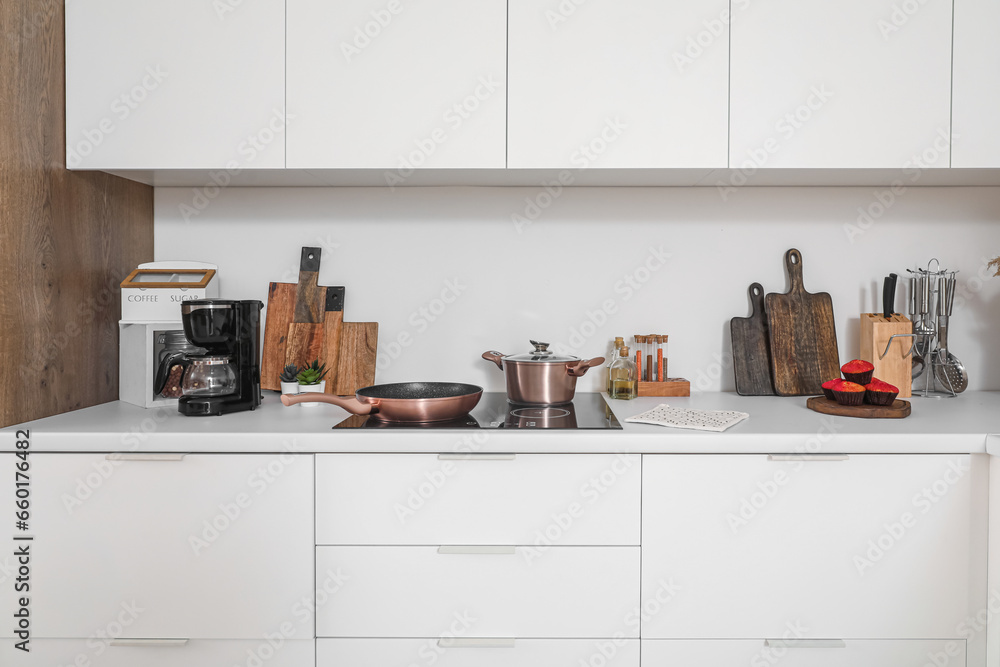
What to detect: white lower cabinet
<box><xmin>642</xmin><ymin>454</ymin><xmax>986</xmax><ymax>639</ymax></box>
<box><xmin>642</xmin><ymin>639</ymin><xmax>966</xmax><ymax>666</ymax></box>
<box><xmin>319</xmin><ymin>638</ymin><xmax>639</xmax><ymax>667</ymax></box>
<box><xmin>316</xmin><ymin>453</ymin><xmax>641</xmax><ymax>545</ymax></box>
<box><xmin>2</xmin><ymin>453</ymin><xmax>315</xmax><ymax>639</ymax></box>
<box><xmin>0</xmin><ymin>638</ymin><xmax>314</xmax><ymax>667</ymax></box>
<box><xmin>316</xmin><ymin>546</ymin><xmax>640</xmax><ymax>638</ymax></box>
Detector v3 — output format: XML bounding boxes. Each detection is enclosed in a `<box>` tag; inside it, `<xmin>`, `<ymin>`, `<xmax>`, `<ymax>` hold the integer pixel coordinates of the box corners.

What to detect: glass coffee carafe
<box><xmin>180</xmin><ymin>356</ymin><xmax>238</xmax><ymax>397</ymax></box>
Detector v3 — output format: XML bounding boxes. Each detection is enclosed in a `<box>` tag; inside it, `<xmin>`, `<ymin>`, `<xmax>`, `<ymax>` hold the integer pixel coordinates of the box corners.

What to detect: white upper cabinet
<box><xmin>65</xmin><ymin>0</ymin><xmax>286</xmax><ymax>170</ymax></box>
<box><xmin>729</xmin><ymin>0</ymin><xmax>953</xmax><ymax>168</ymax></box>
<box><xmin>507</xmin><ymin>0</ymin><xmax>729</xmax><ymax>169</ymax></box>
<box><xmin>952</xmin><ymin>0</ymin><xmax>1000</xmax><ymax>167</ymax></box>
<box><xmin>286</xmin><ymin>0</ymin><xmax>507</xmax><ymax>170</ymax></box>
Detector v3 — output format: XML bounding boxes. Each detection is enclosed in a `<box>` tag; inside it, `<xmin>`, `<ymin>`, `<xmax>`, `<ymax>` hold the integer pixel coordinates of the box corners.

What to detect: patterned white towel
<box><xmin>625</xmin><ymin>403</ymin><xmax>749</xmax><ymax>432</ymax></box>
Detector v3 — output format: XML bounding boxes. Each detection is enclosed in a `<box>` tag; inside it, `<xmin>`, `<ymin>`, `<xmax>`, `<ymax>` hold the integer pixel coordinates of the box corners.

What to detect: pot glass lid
<box><xmin>505</xmin><ymin>340</ymin><xmax>580</xmax><ymax>364</ymax></box>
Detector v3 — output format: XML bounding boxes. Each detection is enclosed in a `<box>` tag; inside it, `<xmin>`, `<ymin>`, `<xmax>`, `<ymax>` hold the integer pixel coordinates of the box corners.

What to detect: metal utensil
<box><xmin>934</xmin><ymin>278</ymin><xmax>968</xmax><ymax>393</ymax></box>
<box><xmin>910</xmin><ymin>276</ymin><xmax>926</xmax><ymax>379</ymax></box>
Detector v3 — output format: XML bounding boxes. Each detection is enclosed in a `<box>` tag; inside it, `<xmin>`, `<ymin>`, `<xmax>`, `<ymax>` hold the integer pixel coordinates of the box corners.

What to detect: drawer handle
<box><xmin>764</xmin><ymin>639</ymin><xmax>846</xmax><ymax>649</ymax></box>
<box><xmin>438</xmin><ymin>637</ymin><xmax>516</xmax><ymax>648</ymax></box>
<box><xmin>437</xmin><ymin>454</ymin><xmax>516</xmax><ymax>461</ymax></box>
<box><xmin>767</xmin><ymin>454</ymin><xmax>849</xmax><ymax>462</ymax></box>
<box><xmin>437</xmin><ymin>546</ymin><xmax>516</xmax><ymax>555</ymax></box>
<box><xmin>106</xmin><ymin>453</ymin><xmax>187</xmax><ymax>462</ymax></box>
<box><xmin>110</xmin><ymin>639</ymin><xmax>189</xmax><ymax>647</ymax></box>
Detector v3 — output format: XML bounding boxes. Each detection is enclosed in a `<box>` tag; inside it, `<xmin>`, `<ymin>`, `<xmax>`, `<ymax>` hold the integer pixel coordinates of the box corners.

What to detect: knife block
<box><xmin>860</xmin><ymin>313</ymin><xmax>912</xmax><ymax>398</ymax></box>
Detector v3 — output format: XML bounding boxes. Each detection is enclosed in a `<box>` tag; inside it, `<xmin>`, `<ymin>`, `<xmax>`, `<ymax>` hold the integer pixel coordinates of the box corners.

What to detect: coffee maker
<box><xmin>178</xmin><ymin>299</ymin><xmax>263</xmax><ymax>416</ymax></box>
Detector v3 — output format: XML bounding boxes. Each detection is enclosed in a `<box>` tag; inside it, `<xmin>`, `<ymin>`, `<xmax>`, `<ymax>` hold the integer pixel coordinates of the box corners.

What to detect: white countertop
<box><xmin>2</xmin><ymin>391</ymin><xmax>998</xmax><ymax>454</ymax></box>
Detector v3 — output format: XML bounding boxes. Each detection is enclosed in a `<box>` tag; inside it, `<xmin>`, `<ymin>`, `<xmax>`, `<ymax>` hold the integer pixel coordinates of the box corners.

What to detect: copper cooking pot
<box><xmin>482</xmin><ymin>340</ymin><xmax>604</xmax><ymax>405</ymax></box>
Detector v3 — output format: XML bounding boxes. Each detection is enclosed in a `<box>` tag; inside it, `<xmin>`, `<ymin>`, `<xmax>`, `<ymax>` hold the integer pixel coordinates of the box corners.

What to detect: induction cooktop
<box><xmin>332</xmin><ymin>392</ymin><xmax>622</xmax><ymax>429</ymax></box>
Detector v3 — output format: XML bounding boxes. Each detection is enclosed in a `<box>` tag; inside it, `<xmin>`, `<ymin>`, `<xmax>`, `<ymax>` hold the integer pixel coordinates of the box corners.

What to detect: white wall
<box><xmin>154</xmin><ymin>186</ymin><xmax>1000</xmax><ymax>393</ymax></box>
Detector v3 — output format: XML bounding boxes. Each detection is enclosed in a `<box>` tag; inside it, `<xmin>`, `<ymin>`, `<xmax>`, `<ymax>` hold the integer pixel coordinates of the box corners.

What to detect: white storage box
<box><xmin>119</xmin><ymin>321</ymin><xmax>184</xmax><ymax>409</ymax></box>
<box><xmin>120</xmin><ymin>261</ymin><xmax>218</xmax><ymax>322</ymax></box>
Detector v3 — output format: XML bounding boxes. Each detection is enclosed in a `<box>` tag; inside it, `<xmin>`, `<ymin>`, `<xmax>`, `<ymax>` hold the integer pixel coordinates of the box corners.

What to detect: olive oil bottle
<box><xmin>609</xmin><ymin>345</ymin><xmax>637</xmax><ymax>400</ymax></box>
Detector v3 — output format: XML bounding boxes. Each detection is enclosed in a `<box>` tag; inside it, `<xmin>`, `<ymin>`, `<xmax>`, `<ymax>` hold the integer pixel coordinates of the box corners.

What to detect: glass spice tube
<box><xmin>634</xmin><ymin>335</ymin><xmax>642</xmax><ymax>384</ymax></box>
<box><xmin>646</xmin><ymin>334</ymin><xmax>654</xmax><ymax>382</ymax></box>
<box><xmin>657</xmin><ymin>335</ymin><xmax>664</xmax><ymax>382</ymax></box>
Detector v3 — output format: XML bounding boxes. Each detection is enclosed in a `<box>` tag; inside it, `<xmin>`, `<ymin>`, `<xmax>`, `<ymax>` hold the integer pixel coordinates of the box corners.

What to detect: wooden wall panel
<box><xmin>0</xmin><ymin>0</ymin><xmax>153</xmax><ymax>427</ymax></box>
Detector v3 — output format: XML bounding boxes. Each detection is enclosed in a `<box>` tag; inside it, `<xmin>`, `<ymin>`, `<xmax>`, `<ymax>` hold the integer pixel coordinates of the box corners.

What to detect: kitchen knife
<box><xmin>883</xmin><ymin>273</ymin><xmax>897</xmax><ymax>319</ymax></box>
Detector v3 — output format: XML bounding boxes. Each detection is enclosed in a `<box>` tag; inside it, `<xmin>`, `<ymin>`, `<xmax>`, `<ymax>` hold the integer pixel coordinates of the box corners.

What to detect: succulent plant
<box><xmin>279</xmin><ymin>364</ymin><xmax>300</xmax><ymax>384</ymax></box>
<box><xmin>296</xmin><ymin>360</ymin><xmax>329</xmax><ymax>386</ymax></box>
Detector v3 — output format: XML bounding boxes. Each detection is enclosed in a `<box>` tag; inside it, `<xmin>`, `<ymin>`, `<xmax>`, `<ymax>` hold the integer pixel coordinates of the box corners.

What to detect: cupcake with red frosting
<box><xmin>864</xmin><ymin>378</ymin><xmax>899</xmax><ymax>406</ymax></box>
<box><xmin>821</xmin><ymin>378</ymin><xmax>844</xmax><ymax>401</ymax></box>
<box><xmin>841</xmin><ymin>359</ymin><xmax>875</xmax><ymax>385</ymax></box>
<box><xmin>832</xmin><ymin>381</ymin><xmax>866</xmax><ymax>406</ymax></box>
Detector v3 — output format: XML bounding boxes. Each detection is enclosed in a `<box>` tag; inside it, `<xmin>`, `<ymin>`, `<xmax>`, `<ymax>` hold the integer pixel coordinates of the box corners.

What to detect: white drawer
<box><xmin>317</xmin><ymin>546</ymin><xmax>640</xmax><ymax>638</ymax></box>
<box><xmin>319</xmin><ymin>638</ymin><xmax>639</xmax><ymax>667</ymax></box>
<box><xmin>316</xmin><ymin>454</ymin><xmax>640</xmax><ymax>545</ymax></box>
<box><xmin>642</xmin><ymin>638</ymin><xmax>966</xmax><ymax>666</ymax></box>
<box><xmin>1</xmin><ymin>453</ymin><xmax>314</xmax><ymax>639</ymax></box>
<box><xmin>0</xmin><ymin>638</ymin><xmax>314</xmax><ymax>667</ymax></box>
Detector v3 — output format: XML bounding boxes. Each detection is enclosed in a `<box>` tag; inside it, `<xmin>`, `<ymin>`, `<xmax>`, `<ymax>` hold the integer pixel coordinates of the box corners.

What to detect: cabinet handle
<box><xmin>109</xmin><ymin>639</ymin><xmax>189</xmax><ymax>647</ymax></box>
<box><xmin>767</xmin><ymin>454</ymin><xmax>849</xmax><ymax>462</ymax></box>
<box><xmin>764</xmin><ymin>639</ymin><xmax>846</xmax><ymax>649</ymax></box>
<box><xmin>106</xmin><ymin>453</ymin><xmax>187</xmax><ymax>462</ymax></box>
<box><xmin>437</xmin><ymin>453</ymin><xmax>516</xmax><ymax>461</ymax></box>
<box><xmin>438</xmin><ymin>637</ymin><xmax>516</xmax><ymax>648</ymax></box>
<box><xmin>437</xmin><ymin>545</ymin><xmax>516</xmax><ymax>555</ymax></box>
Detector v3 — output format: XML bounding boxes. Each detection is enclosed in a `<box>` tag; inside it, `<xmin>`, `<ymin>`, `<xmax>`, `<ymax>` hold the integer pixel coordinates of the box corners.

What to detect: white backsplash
<box><xmin>154</xmin><ymin>186</ymin><xmax>1000</xmax><ymax>392</ymax></box>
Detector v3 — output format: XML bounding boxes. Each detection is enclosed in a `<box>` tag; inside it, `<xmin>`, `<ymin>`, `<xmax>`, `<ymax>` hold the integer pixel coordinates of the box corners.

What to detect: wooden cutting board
<box><xmin>765</xmin><ymin>249</ymin><xmax>841</xmax><ymax>396</ymax></box>
<box><xmin>730</xmin><ymin>282</ymin><xmax>775</xmax><ymax>396</ymax></box>
<box><xmin>331</xmin><ymin>321</ymin><xmax>378</xmax><ymax>395</ymax></box>
<box><xmin>807</xmin><ymin>396</ymin><xmax>910</xmax><ymax>419</ymax></box>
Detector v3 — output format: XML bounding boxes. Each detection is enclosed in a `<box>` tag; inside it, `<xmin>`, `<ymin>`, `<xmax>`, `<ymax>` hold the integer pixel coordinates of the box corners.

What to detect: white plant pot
<box><xmin>280</xmin><ymin>381</ymin><xmax>299</xmax><ymax>406</ymax></box>
<box><xmin>297</xmin><ymin>381</ymin><xmax>326</xmax><ymax>407</ymax></box>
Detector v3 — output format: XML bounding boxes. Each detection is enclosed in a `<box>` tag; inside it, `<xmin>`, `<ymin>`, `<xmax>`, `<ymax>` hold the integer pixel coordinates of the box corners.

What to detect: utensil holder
<box><xmin>860</xmin><ymin>314</ymin><xmax>913</xmax><ymax>398</ymax></box>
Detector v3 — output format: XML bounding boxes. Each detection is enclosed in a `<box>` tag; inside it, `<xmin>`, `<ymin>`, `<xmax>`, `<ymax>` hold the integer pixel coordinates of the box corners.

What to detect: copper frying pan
<box><xmin>280</xmin><ymin>381</ymin><xmax>483</xmax><ymax>423</ymax></box>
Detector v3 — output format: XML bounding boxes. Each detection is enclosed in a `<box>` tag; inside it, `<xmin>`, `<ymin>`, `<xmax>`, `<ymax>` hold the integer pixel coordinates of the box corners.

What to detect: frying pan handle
<box><xmin>784</xmin><ymin>248</ymin><xmax>804</xmax><ymax>294</ymax></box>
<box><xmin>280</xmin><ymin>393</ymin><xmax>375</xmax><ymax>415</ymax></box>
<box><xmin>482</xmin><ymin>351</ymin><xmax>505</xmax><ymax>370</ymax></box>
<box><xmin>567</xmin><ymin>357</ymin><xmax>605</xmax><ymax>377</ymax></box>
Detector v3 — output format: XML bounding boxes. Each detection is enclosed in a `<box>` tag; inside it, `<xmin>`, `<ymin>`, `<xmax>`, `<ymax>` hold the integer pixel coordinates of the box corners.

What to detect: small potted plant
<box><xmin>296</xmin><ymin>360</ymin><xmax>329</xmax><ymax>408</ymax></box>
<box><xmin>279</xmin><ymin>364</ymin><xmax>300</xmax><ymax>397</ymax></box>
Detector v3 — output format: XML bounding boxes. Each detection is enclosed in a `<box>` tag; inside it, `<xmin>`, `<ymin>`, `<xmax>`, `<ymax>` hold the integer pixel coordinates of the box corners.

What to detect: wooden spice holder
<box><xmin>638</xmin><ymin>379</ymin><xmax>691</xmax><ymax>397</ymax></box>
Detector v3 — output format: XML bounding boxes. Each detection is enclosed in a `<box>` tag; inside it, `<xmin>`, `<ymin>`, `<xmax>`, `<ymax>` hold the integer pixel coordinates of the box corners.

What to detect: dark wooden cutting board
<box><xmin>765</xmin><ymin>249</ymin><xmax>841</xmax><ymax>396</ymax></box>
<box><xmin>730</xmin><ymin>282</ymin><xmax>775</xmax><ymax>395</ymax></box>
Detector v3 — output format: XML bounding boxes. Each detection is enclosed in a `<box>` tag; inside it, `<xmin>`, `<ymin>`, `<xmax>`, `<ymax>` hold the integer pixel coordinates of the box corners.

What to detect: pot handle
<box><xmin>482</xmin><ymin>351</ymin><xmax>505</xmax><ymax>370</ymax></box>
<box><xmin>567</xmin><ymin>357</ymin><xmax>605</xmax><ymax>377</ymax></box>
<box><xmin>281</xmin><ymin>393</ymin><xmax>375</xmax><ymax>415</ymax></box>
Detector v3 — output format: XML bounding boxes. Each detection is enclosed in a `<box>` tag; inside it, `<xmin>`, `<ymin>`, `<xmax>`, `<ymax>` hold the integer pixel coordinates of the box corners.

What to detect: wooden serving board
<box><xmin>765</xmin><ymin>249</ymin><xmax>841</xmax><ymax>396</ymax></box>
<box><xmin>331</xmin><ymin>321</ymin><xmax>378</xmax><ymax>395</ymax></box>
<box><xmin>806</xmin><ymin>396</ymin><xmax>911</xmax><ymax>419</ymax></box>
<box><xmin>261</xmin><ymin>281</ymin><xmax>300</xmax><ymax>390</ymax></box>
<box><xmin>730</xmin><ymin>282</ymin><xmax>775</xmax><ymax>396</ymax></box>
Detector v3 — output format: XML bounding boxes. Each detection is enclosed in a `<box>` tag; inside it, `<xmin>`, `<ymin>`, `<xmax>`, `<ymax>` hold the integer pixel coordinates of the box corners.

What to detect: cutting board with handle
<box><xmin>765</xmin><ymin>248</ymin><xmax>841</xmax><ymax>396</ymax></box>
<box><xmin>284</xmin><ymin>247</ymin><xmax>327</xmax><ymax>372</ymax></box>
<box><xmin>730</xmin><ymin>282</ymin><xmax>775</xmax><ymax>396</ymax></box>
<box><xmin>262</xmin><ymin>246</ymin><xmax>379</xmax><ymax>393</ymax></box>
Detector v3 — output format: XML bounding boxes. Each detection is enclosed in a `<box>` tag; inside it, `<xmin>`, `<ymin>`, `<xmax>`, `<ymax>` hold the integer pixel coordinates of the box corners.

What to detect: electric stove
<box><xmin>333</xmin><ymin>392</ymin><xmax>622</xmax><ymax>429</ymax></box>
